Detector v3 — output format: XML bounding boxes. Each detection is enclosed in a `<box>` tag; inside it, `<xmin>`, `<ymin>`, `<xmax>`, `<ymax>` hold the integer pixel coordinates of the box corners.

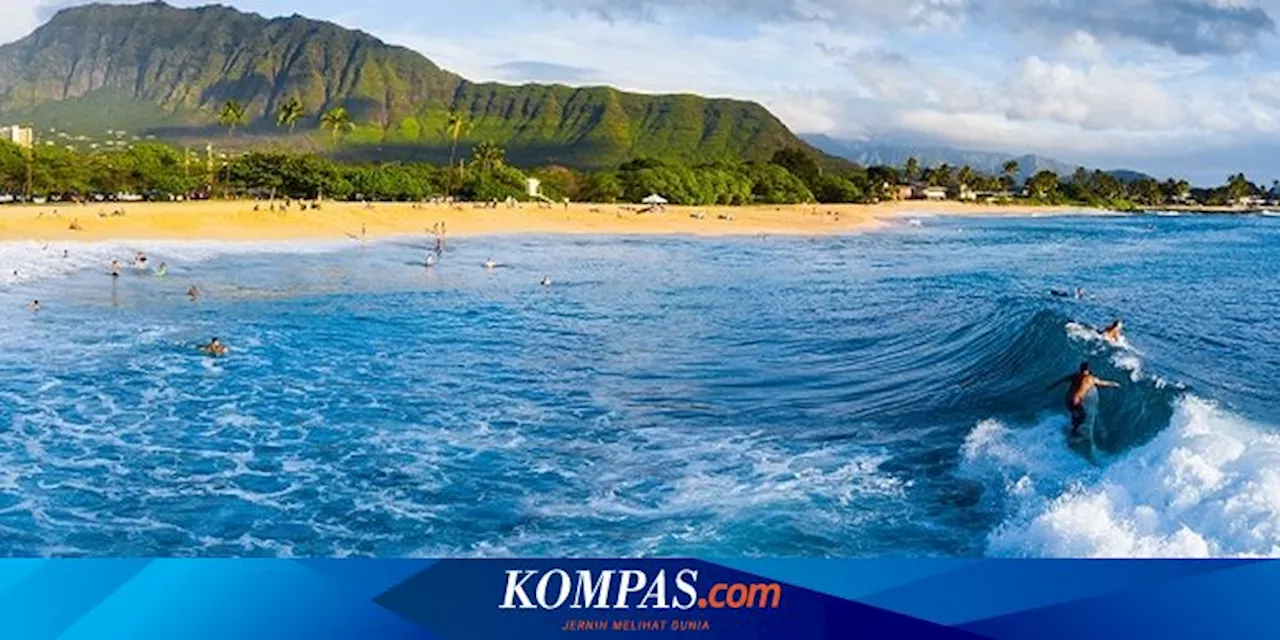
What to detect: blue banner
<box><xmin>1</xmin><ymin>558</ymin><xmax>1278</xmax><ymax>638</ymax></box>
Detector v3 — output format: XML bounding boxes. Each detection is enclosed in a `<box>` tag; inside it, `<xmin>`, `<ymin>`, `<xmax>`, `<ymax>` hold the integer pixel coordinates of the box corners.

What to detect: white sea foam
<box><xmin>1063</xmin><ymin>320</ymin><xmax>1157</xmax><ymax>383</ymax></box>
<box><xmin>0</xmin><ymin>238</ymin><xmax>354</xmax><ymax>287</ymax></box>
<box><xmin>964</xmin><ymin>396</ymin><xmax>1280</xmax><ymax>557</ymax></box>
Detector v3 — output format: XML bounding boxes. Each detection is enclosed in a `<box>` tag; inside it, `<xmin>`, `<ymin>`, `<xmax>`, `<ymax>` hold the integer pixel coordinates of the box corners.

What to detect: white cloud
<box><xmin>1004</xmin><ymin>56</ymin><xmax>1187</xmax><ymax>130</ymax></box>
<box><xmin>0</xmin><ymin>0</ymin><xmax>44</xmax><ymax>44</ymax></box>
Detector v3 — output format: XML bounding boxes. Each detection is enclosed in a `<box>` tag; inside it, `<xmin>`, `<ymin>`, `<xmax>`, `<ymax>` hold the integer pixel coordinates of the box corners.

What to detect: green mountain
<box><xmin>0</xmin><ymin>2</ymin><xmax>823</xmax><ymax>168</ymax></box>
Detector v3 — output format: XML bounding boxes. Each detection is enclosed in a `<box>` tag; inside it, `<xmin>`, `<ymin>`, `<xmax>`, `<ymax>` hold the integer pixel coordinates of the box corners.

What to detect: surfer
<box><xmin>200</xmin><ymin>337</ymin><xmax>227</xmax><ymax>356</ymax></box>
<box><xmin>425</xmin><ymin>253</ymin><xmax>437</xmax><ymax>268</ymax></box>
<box><xmin>484</xmin><ymin>258</ymin><xmax>497</xmax><ymax>270</ymax></box>
<box><xmin>1050</xmin><ymin>287</ymin><xmax>1085</xmax><ymax>299</ymax></box>
<box><xmin>1098</xmin><ymin>319</ymin><xmax>1123</xmax><ymax>343</ymax></box>
<box><xmin>1048</xmin><ymin>362</ymin><xmax>1120</xmax><ymax>437</ymax></box>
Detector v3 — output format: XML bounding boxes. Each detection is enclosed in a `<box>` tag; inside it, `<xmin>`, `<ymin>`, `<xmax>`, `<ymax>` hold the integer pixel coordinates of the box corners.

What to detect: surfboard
<box><xmin>1067</xmin><ymin>389</ymin><xmax>1100</xmax><ymax>462</ymax></box>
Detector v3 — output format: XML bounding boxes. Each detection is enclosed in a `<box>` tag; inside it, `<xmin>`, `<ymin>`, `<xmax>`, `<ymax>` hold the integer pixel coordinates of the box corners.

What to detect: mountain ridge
<box><xmin>802</xmin><ymin>133</ymin><xmax>1153</xmax><ymax>182</ymax></box>
<box><xmin>0</xmin><ymin>2</ymin><xmax>826</xmax><ymax>168</ymax></box>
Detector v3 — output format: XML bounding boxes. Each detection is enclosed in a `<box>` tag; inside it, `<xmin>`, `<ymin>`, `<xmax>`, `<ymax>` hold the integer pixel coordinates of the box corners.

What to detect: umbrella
<box><xmin>641</xmin><ymin>193</ymin><xmax>668</xmax><ymax>205</ymax></box>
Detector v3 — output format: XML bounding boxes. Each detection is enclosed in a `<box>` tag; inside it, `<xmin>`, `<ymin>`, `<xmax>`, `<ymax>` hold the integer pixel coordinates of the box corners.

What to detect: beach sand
<box><xmin>0</xmin><ymin>200</ymin><xmax>1094</xmax><ymax>242</ymax></box>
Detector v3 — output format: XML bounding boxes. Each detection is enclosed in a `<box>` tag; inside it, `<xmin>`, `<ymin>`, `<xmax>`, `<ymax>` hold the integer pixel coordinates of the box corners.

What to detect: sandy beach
<box><xmin>0</xmin><ymin>200</ymin><xmax>1095</xmax><ymax>243</ymax></box>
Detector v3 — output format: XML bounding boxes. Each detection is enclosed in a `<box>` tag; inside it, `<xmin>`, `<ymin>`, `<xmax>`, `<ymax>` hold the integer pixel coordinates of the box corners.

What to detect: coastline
<box><xmin>0</xmin><ymin>200</ymin><xmax>1099</xmax><ymax>243</ymax></box>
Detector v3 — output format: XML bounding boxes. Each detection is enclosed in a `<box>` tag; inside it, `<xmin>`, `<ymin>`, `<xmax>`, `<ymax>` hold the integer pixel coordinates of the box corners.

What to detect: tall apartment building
<box><xmin>0</xmin><ymin>125</ymin><xmax>34</xmax><ymax>148</ymax></box>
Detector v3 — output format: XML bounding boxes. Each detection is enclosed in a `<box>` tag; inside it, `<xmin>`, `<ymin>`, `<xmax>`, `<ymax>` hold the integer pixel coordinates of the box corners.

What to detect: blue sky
<box><xmin>6</xmin><ymin>0</ymin><xmax>1280</xmax><ymax>183</ymax></box>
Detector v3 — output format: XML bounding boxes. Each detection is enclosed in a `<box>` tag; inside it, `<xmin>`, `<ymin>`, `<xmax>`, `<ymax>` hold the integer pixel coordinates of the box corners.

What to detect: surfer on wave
<box><xmin>1047</xmin><ymin>362</ymin><xmax>1120</xmax><ymax>437</ymax></box>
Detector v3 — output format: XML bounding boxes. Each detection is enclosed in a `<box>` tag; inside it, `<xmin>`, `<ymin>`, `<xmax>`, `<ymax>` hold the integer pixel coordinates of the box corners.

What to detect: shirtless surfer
<box><xmin>1048</xmin><ymin>362</ymin><xmax>1120</xmax><ymax>437</ymax></box>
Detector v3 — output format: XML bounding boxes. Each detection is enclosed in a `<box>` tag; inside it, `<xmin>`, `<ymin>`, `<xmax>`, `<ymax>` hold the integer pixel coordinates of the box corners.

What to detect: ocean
<box><xmin>0</xmin><ymin>213</ymin><xmax>1278</xmax><ymax>557</ymax></box>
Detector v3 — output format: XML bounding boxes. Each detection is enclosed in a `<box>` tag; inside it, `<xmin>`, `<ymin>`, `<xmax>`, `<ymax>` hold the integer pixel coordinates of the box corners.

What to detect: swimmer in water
<box><xmin>134</xmin><ymin>252</ymin><xmax>148</xmax><ymax>269</ymax></box>
<box><xmin>484</xmin><ymin>258</ymin><xmax>497</xmax><ymax>270</ymax></box>
<box><xmin>541</xmin><ymin>276</ymin><xmax>552</xmax><ymax>287</ymax></box>
<box><xmin>425</xmin><ymin>253</ymin><xmax>437</xmax><ymax>268</ymax></box>
<box><xmin>200</xmin><ymin>337</ymin><xmax>228</xmax><ymax>356</ymax></box>
<box><xmin>110</xmin><ymin>260</ymin><xmax>121</xmax><ymax>277</ymax></box>
<box><xmin>27</xmin><ymin>300</ymin><xmax>40</xmax><ymax>312</ymax></box>
<box><xmin>188</xmin><ymin>285</ymin><xmax>199</xmax><ymax>300</ymax></box>
<box><xmin>1047</xmin><ymin>362</ymin><xmax>1120</xmax><ymax>437</ymax></box>
<box><xmin>1098</xmin><ymin>318</ymin><xmax>1123</xmax><ymax>343</ymax></box>
<box><xmin>156</xmin><ymin>262</ymin><xmax>168</xmax><ymax>277</ymax></box>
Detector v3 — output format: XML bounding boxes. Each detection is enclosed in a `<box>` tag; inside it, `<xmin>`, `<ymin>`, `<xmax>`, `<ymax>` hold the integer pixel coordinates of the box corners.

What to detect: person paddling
<box><xmin>199</xmin><ymin>337</ymin><xmax>228</xmax><ymax>356</ymax></box>
<box><xmin>1098</xmin><ymin>319</ymin><xmax>1123</xmax><ymax>344</ymax></box>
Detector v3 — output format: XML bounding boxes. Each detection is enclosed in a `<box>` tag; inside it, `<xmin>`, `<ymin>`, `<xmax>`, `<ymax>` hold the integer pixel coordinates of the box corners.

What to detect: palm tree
<box><xmin>445</xmin><ymin>109</ymin><xmax>473</xmax><ymax>170</ymax></box>
<box><xmin>904</xmin><ymin>157</ymin><xmax>920</xmax><ymax>183</ymax></box>
<box><xmin>216</xmin><ymin>100</ymin><xmax>247</xmax><ymax>137</ymax></box>
<box><xmin>276</xmin><ymin>98</ymin><xmax>306</xmax><ymax>134</ymax></box>
<box><xmin>472</xmin><ymin>139</ymin><xmax>505</xmax><ymax>173</ymax></box>
<box><xmin>1001</xmin><ymin>159</ymin><xmax>1020</xmax><ymax>191</ymax></box>
<box><xmin>933</xmin><ymin>163</ymin><xmax>953</xmax><ymax>188</ymax></box>
<box><xmin>320</xmin><ymin>107</ymin><xmax>354</xmax><ymax>144</ymax></box>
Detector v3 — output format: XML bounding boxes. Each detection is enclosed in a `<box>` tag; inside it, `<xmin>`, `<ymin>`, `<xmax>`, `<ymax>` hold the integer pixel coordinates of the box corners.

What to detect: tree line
<box><xmin>0</xmin><ymin>98</ymin><xmax>1274</xmax><ymax>208</ymax></box>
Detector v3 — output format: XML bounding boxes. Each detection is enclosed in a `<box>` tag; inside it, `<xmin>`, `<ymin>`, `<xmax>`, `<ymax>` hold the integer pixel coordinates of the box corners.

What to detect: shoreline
<box><xmin>0</xmin><ymin>200</ymin><xmax>1099</xmax><ymax>243</ymax></box>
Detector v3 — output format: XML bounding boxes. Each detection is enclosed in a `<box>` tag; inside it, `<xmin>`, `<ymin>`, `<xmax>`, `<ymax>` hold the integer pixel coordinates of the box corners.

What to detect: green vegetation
<box><xmin>0</xmin><ymin>2</ymin><xmax>829</xmax><ymax>169</ymax></box>
<box><xmin>3</xmin><ymin>133</ymin><xmax>1270</xmax><ymax>212</ymax></box>
<box><xmin>320</xmin><ymin>108</ymin><xmax>354</xmax><ymax>144</ymax></box>
<box><xmin>276</xmin><ymin>98</ymin><xmax>306</xmax><ymax>134</ymax></box>
<box><xmin>216</xmin><ymin>101</ymin><xmax>247</xmax><ymax>137</ymax></box>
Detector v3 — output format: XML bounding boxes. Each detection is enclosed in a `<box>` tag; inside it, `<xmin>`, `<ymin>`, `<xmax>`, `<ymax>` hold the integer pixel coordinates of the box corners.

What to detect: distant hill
<box><xmin>802</xmin><ymin>133</ymin><xmax>1150</xmax><ymax>183</ymax></box>
<box><xmin>0</xmin><ymin>2</ymin><xmax>827</xmax><ymax>168</ymax></box>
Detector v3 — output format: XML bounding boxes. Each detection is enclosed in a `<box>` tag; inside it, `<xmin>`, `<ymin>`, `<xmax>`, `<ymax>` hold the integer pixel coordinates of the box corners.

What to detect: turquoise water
<box><xmin>1</xmin><ymin>213</ymin><xmax>1279</xmax><ymax>557</ymax></box>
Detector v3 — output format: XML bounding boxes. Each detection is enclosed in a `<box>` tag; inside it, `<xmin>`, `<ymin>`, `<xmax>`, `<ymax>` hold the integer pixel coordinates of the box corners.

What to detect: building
<box><xmin>0</xmin><ymin>125</ymin><xmax>34</xmax><ymax>149</ymax></box>
<box><xmin>949</xmin><ymin>184</ymin><xmax>977</xmax><ymax>201</ymax></box>
<box><xmin>913</xmin><ymin>185</ymin><xmax>947</xmax><ymax>200</ymax></box>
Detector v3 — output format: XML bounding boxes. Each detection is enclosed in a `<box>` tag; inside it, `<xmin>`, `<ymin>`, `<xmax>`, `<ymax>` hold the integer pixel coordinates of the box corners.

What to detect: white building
<box><xmin>0</xmin><ymin>125</ymin><xmax>34</xmax><ymax>149</ymax></box>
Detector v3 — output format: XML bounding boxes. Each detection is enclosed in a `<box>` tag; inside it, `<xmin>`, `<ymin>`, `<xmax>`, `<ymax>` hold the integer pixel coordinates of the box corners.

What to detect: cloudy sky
<box><xmin>5</xmin><ymin>0</ymin><xmax>1280</xmax><ymax>182</ymax></box>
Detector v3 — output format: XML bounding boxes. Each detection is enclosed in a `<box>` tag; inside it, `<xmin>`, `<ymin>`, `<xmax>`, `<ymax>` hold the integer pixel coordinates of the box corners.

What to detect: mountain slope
<box><xmin>0</xmin><ymin>2</ymin><xmax>820</xmax><ymax>168</ymax></box>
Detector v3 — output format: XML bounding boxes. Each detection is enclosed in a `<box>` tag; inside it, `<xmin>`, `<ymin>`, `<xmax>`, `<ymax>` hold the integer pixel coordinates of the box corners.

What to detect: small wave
<box><xmin>0</xmin><ymin>238</ymin><xmax>354</xmax><ymax>287</ymax></box>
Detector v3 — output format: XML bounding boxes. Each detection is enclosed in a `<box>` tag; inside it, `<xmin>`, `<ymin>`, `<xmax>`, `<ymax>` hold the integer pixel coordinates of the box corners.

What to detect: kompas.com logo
<box><xmin>498</xmin><ymin>568</ymin><xmax>782</xmax><ymax>611</ymax></box>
